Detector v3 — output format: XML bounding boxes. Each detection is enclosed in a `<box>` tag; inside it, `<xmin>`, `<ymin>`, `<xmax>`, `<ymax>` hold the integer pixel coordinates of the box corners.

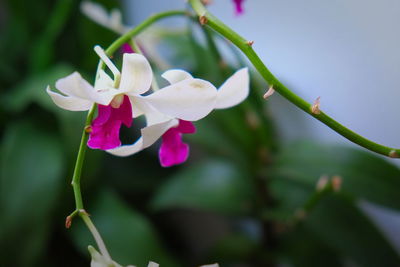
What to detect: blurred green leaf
<box><xmin>305</xmin><ymin>195</ymin><xmax>400</xmax><ymax>267</ymax></box>
<box><xmin>70</xmin><ymin>190</ymin><xmax>179</xmax><ymax>267</ymax></box>
<box><xmin>151</xmin><ymin>160</ymin><xmax>254</xmax><ymax>215</ymax></box>
<box><xmin>280</xmin><ymin>226</ymin><xmax>342</xmax><ymax>267</ymax></box>
<box><xmin>0</xmin><ymin>120</ymin><xmax>65</xmax><ymax>266</ymax></box>
<box><xmin>271</xmin><ymin>141</ymin><xmax>400</xmax><ymax>211</ymax></box>
<box><xmin>268</xmin><ymin>176</ymin><xmax>312</xmax><ymax>221</ymax></box>
<box><xmin>3</xmin><ymin>63</ymin><xmax>74</xmax><ymax>112</ymax></box>
<box><xmin>208</xmin><ymin>233</ymin><xmax>259</xmax><ymax>264</ymax></box>
<box><xmin>269</xmin><ymin>142</ymin><xmax>400</xmax><ymax>266</ymax></box>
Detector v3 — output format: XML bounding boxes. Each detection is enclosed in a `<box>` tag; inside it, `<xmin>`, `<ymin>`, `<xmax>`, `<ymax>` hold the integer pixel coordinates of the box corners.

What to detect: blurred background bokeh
<box><xmin>1</xmin><ymin>0</ymin><xmax>400</xmax><ymax>266</ymax></box>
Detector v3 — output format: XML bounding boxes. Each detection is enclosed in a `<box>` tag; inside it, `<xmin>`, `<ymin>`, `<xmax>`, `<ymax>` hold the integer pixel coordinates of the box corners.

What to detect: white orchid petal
<box><xmin>88</xmin><ymin>246</ymin><xmax>122</xmax><ymax>267</ymax></box>
<box><xmin>145</xmin><ymin>110</ymin><xmax>174</xmax><ymax>125</ymax></box>
<box><xmin>95</xmin><ymin>69</ymin><xmax>114</xmax><ymax>89</ymax></box>
<box><xmin>130</xmin><ymin>96</ymin><xmax>173</xmax><ymax>123</ymax></box>
<box><xmin>55</xmin><ymin>72</ymin><xmax>115</xmax><ymax>105</ymax></box>
<box><xmin>147</xmin><ymin>262</ymin><xmax>159</xmax><ymax>267</ymax></box>
<box><xmin>109</xmin><ymin>9</ymin><xmax>124</xmax><ymax>32</ymax></box>
<box><xmin>81</xmin><ymin>1</ymin><xmax>110</xmax><ymax>27</ymax></box>
<box><xmin>81</xmin><ymin>1</ymin><xmax>125</xmax><ymax>34</ymax></box>
<box><xmin>119</xmin><ymin>53</ymin><xmax>153</xmax><ymax>95</ymax></box>
<box><xmin>161</xmin><ymin>69</ymin><xmax>193</xmax><ymax>84</ymax></box>
<box><xmin>129</xmin><ymin>96</ymin><xmax>156</xmax><ymax>118</ymax></box>
<box><xmin>143</xmin><ymin>79</ymin><xmax>218</xmax><ymax>121</ymax></box>
<box><xmin>215</xmin><ymin>68</ymin><xmax>249</xmax><ymax>109</ymax></box>
<box><xmin>46</xmin><ymin>86</ymin><xmax>92</xmax><ymax>111</ymax></box>
<box><xmin>107</xmin><ymin>119</ymin><xmax>178</xmax><ymax>157</ymax></box>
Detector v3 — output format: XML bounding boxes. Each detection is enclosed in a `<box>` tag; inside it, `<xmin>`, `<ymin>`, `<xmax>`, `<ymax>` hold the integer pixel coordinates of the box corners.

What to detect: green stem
<box><xmin>70</xmin><ymin>105</ymin><xmax>96</xmax><ymax>210</ymax></box>
<box><xmin>80</xmin><ymin>211</ymin><xmax>111</xmax><ymax>260</ymax></box>
<box><xmin>68</xmin><ymin>8</ymin><xmax>187</xmax><ymax>256</ymax></box>
<box><xmin>188</xmin><ymin>0</ymin><xmax>400</xmax><ymax>159</ymax></box>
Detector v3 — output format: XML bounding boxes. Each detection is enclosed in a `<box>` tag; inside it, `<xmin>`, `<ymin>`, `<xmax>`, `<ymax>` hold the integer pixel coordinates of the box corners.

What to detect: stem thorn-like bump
<box><xmin>311</xmin><ymin>97</ymin><xmax>321</xmax><ymax>115</ymax></box>
<box><xmin>263</xmin><ymin>85</ymin><xmax>275</xmax><ymax>99</ymax></box>
<box><xmin>199</xmin><ymin>15</ymin><xmax>208</xmax><ymax>25</ymax></box>
<box><xmin>331</xmin><ymin>175</ymin><xmax>342</xmax><ymax>192</ymax></box>
<box><xmin>65</xmin><ymin>215</ymin><xmax>73</xmax><ymax>229</ymax></box>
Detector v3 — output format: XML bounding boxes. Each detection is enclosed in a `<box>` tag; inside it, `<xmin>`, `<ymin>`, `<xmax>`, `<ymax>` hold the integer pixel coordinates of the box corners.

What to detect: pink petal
<box><xmin>88</xmin><ymin>95</ymin><xmax>132</xmax><ymax>150</ymax></box>
<box><xmin>121</xmin><ymin>43</ymin><xmax>134</xmax><ymax>54</ymax></box>
<box><xmin>176</xmin><ymin>120</ymin><xmax>196</xmax><ymax>134</ymax></box>
<box><xmin>232</xmin><ymin>0</ymin><xmax>245</xmax><ymax>15</ymax></box>
<box><xmin>158</xmin><ymin>120</ymin><xmax>196</xmax><ymax>167</ymax></box>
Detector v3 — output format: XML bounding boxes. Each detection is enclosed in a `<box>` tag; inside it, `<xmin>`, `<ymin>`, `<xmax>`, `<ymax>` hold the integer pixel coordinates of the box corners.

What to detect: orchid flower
<box><xmin>47</xmin><ymin>46</ymin><xmax>219</xmax><ymax>151</ymax></box>
<box><xmin>232</xmin><ymin>0</ymin><xmax>245</xmax><ymax>15</ymax></box>
<box><xmin>89</xmin><ymin>245</ymin><xmax>219</xmax><ymax>267</ymax></box>
<box><xmin>108</xmin><ymin>68</ymin><xmax>249</xmax><ymax>167</ymax></box>
<box><xmin>89</xmin><ymin>246</ymin><xmax>157</xmax><ymax>267</ymax></box>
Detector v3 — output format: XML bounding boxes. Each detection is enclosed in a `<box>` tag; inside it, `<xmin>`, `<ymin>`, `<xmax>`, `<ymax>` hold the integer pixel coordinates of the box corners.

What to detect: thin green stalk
<box><xmin>188</xmin><ymin>0</ymin><xmax>400</xmax><ymax>159</ymax></box>
<box><xmin>68</xmin><ymin>8</ymin><xmax>187</xmax><ymax>256</ymax></box>
<box><xmin>70</xmin><ymin>105</ymin><xmax>96</xmax><ymax>210</ymax></box>
<box><xmin>80</xmin><ymin>211</ymin><xmax>111</xmax><ymax>260</ymax></box>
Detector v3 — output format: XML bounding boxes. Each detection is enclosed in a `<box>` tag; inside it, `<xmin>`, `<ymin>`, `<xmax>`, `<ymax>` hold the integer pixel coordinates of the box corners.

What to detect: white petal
<box><xmin>147</xmin><ymin>262</ymin><xmax>159</xmax><ymax>267</ymax></box>
<box><xmin>94</xmin><ymin>69</ymin><xmax>114</xmax><ymax>90</ymax></box>
<box><xmin>145</xmin><ymin>110</ymin><xmax>174</xmax><ymax>125</ymax></box>
<box><xmin>143</xmin><ymin>79</ymin><xmax>218</xmax><ymax>121</ymax></box>
<box><xmin>215</xmin><ymin>68</ymin><xmax>249</xmax><ymax>109</ymax></box>
<box><xmin>80</xmin><ymin>1</ymin><xmax>125</xmax><ymax>34</ymax></box>
<box><xmin>162</xmin><ymin>69</ymin><xmax>193</xmax><ymax>84</ymax></box>
<box><xmin>119</xmin><ymin>53</ymin><xmax>153</xmax><ymax>95</ymax></box>
<box><xmin>109</xmin><ymin>9</ymin><xmax>125</xmax><ymax>33</ymax></box>
<box><xmin>46</xmin><ymin>86</ymin><xmax>92</xmax><ymax>111</ymax></box>
<box><xmin>129</xmin><ymin>96</ymin><xmax>156</xmax><ymax>118</ymax></box>
<box><xmin>130</xmin><ymin>96</ymin><xmax>173</xmax><ymax>123</ymax></box>
<box><xmin>56</xmin><ymin>72</ymin><xmax>118</xmax><ymax>106</ymax></box>
<box><xmin>107</xmin><ymin>119</ymin><xmax>178</xmax><ymax>157</ymax></box>
<box><xmin>88</xmin><ymin>246</ymin><xmax>122</xmax><ymax>267</ymax></box>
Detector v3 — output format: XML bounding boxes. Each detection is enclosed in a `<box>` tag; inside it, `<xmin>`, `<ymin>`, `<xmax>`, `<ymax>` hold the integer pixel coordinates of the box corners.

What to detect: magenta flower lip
<box><xmin>88</xmin><ymin>95</ymin><xmax>132</xmax><ymax>150</ymax></box>
<box><xmin>159</xmin><ymin>120</ymin><xmax>196</xmax><ymax>167</ymax></box>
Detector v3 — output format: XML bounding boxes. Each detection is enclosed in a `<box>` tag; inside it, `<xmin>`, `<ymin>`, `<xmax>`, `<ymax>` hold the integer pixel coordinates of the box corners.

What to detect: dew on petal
<box><xmin>88</xmin><ymin>95</ymin><xmax>132</xmax><ymax>150</ymax></box>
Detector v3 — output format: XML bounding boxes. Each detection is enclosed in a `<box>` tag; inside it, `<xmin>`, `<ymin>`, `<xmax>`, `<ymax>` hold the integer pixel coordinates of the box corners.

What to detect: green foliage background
<box><xmin>1</xmin><ymin>0</ymin><xmax>400</xmax><ymax>266</ymax></box>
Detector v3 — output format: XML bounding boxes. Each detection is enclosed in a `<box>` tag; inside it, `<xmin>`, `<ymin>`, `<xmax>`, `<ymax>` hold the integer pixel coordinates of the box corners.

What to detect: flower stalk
<box><xmin>67</xmin><ymin>8</ymin><xmax>188</xmax><ymax>257</ymax></box>
<box><xmin>188</xmin><ymin>0</ymin><xmax>400</xmax><ymax>158</ymax></box>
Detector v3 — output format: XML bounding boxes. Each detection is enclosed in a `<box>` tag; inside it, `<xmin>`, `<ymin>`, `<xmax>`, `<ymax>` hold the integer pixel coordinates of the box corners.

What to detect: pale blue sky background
<box><xmin>125</xmin><ymin>0</ymin><xmax>400</xmax><ymax>161</ymax></box>
<box><xmin>124</xmin><ymin>0</ymin><xmax>400</xmax><ymax>250</ymax></box>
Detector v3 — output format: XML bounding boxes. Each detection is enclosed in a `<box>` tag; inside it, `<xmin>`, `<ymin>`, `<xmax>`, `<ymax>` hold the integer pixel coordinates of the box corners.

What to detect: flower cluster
<box><xmin>47</xmin><ymin>46</ymin><xmax>249</xmax><ymax>167</ymax></box>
